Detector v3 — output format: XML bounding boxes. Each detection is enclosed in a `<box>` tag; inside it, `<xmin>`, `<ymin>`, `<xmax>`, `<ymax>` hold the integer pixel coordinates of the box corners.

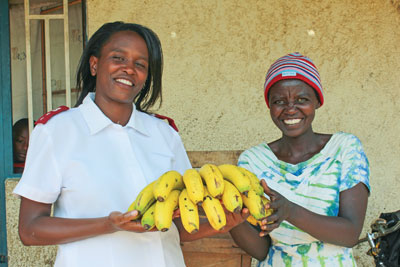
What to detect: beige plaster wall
<box><xmin>6</xmin><ymin>0</ymin><xmax>400</xmax><ymax>266</ymax></box>
<box><xmin>86</xmin><ymin>0</ymin><xmax>400</xmax><ymax>265</ymax></box>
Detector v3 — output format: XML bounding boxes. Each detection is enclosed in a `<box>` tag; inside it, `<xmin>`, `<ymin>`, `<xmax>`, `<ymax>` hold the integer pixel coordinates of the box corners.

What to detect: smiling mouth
<box><xmin>115</xmin><ymin>78</ymin><xmax>133</xmax><ymax>87</ymax></box>
<box><xmin>283</xmin><ymin>118</ymin><xmax>302</xmax><ymax>125</ymax></box>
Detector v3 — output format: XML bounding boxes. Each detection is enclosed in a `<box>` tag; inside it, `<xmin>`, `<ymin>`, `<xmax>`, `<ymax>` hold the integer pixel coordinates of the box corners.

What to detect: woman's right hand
<box><xmin>108</xmin><ymin>210</ymin><xmax>159</xmax><ymax>233</ymax></box>
<box><xmin>258</xmin><ymin>179</ymin><xmax>293</xmax><ymax>236</ymax></box>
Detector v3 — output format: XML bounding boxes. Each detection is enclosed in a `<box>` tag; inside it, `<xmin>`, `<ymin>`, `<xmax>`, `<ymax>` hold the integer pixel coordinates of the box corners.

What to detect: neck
<box><xmin>278</xmin><ymin>129</ymin><xmax>320</xmax><ymax>157</ymax></box>
<box><xmin>97</xmin><ymin>101</ymin><xmax>133</xmax><ymax>126</ymax></box>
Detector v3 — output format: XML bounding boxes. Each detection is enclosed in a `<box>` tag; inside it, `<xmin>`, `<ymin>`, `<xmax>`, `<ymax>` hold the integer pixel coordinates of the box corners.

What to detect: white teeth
<box><xmin>284</xmin><ymin>119</ymin><xmax>301</xmax><ymax>125</ymax></box>
<box><xmin>115</xmin><ymin>78</ymin><xmax>133</xmax><ymax>86</ymax></box>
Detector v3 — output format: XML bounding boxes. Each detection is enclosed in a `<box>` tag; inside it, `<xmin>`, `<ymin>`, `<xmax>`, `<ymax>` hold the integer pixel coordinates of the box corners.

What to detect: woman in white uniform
<box><xmin>14</xmin><ymin>21</ymin><xmax>192</xmax><ymax>267</ymax></box>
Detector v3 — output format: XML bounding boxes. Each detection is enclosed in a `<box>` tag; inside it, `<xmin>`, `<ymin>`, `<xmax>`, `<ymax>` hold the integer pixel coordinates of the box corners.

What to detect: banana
<box><xmin>238</xmin><ymin>167</ymin><xmax>264</xmax><ymax>196</ymax></box>
<box><xmin>221</xmin><ymin>180</ymin><xmax>243</xmax><ymax>214</ymax></box>
<box><xmin>218</xmin><ymin>164</ymin><xmax>251</xmax><ymax>195</ymax></box>
<box><xmin>130</xmin><ymin>180</ymin><xmax>157</xmax><ymax>217</ymax></box>
<box><xmin>241</xmin><ymin>189</ymin><xmax>266</xmax><ymax>220</ymax></box>
<box><xmin>154</xmin><ymin>190</ymin><xmax>181</xmax><ymax>232</ymax></box>
<box><xmin>202</xmin><ymin>186</ymin><xmax>226</xmax><ymax>231</ymax></box>
<box><xmin>246</xmin><ymin>215</ymin><xmax>259</xmax><ymax>226</ymax></box>
<box><xmin>153</xmin><ymin>171</ymin><xmax>184</xmax><ymax>202</ymax></box>
<box><xmin>179</xmin><ymin>188</ymin><xmax>200</xmax><ymax>234</ymax></box>
<box><xmin>183</xmin><ymin>169</ymin><xmax>204</xmax><ymax>205</ymax></box>
<box><xmin>199</xmin><ymin>164</ymin><xmax>225</xmax><ymax>198</ymax></box>
<box><xmin>261</xmin><ymin>195</ymin><xmax>274</xmax><ymax>218</ymax></box>
<box><xmin>141</xmin><ymin>202</ymin><xmax>156</xmax><ymax>230</ymax></box>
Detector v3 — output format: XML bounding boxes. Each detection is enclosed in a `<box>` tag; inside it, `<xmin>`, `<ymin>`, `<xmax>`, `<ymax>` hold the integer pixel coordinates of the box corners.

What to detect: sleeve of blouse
<box><xmin>12</xmin><ymin>124</ymin><xmax>63</xmax><ymax>203</ymax></box>
<box><xmin>339</xmin><ymin>134</ymin><xmax>370</xmax><ymax>193</ymax></box>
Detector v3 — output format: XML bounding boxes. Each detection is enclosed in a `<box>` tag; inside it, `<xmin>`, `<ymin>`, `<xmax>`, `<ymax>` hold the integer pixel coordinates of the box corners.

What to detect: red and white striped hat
<box><xmin>263</xmin><ymin>52</ymin><xmax>324</xmax><ymax>108</ymax></box>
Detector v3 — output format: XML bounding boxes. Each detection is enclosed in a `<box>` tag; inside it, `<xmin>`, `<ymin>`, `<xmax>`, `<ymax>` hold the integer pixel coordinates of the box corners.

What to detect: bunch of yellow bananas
<box><xmin>127</xmin><ymin>164</ymin><xmax>273</xmax><ymax>233</ymax></box>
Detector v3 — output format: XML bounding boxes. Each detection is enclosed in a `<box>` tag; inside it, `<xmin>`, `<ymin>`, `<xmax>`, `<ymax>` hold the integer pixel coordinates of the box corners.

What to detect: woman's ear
<box><xmin>315</xmin><ymin>101</ymin><xmax>321</xmax><ymax>109</ymax></box>
<box><xmin>89</xmin><ymin>55</ymin><xmax>98</xmax><ymax>76</ymax></box>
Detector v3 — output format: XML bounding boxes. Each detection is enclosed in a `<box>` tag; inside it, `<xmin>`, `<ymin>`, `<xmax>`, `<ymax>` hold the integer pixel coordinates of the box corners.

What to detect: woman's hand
<box><xmin>108</xmin><ymin>210</ymin><xmax>160</xmax><ymax>233</ymax></box>
<box><xmin>223</xmin><ymin>206</ymin><xmax>250</xmax><ymax>233</ymax></box>
<box><xmin>258</xmin><ymin>179</ymin><xmax>293</xmax><ymax>236</ymax></box>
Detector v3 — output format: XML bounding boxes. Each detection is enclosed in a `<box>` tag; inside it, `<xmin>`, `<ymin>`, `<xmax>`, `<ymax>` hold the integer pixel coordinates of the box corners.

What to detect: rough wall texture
<box><xmin>6</xmin><ymin>0</ymin><xmax>400</xmax><ymax>266</ymax></box>
<box><xmin>86</xmin><ymin>0</ymin><xmax>400</xmax><ymax>265</ymax></box>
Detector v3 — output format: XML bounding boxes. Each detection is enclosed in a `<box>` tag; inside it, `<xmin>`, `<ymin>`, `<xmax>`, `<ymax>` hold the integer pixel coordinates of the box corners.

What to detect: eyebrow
<box><xmin>110</xmin><ymin>48</ymin><xmax>149</xmax><ymax>61</ymax></box>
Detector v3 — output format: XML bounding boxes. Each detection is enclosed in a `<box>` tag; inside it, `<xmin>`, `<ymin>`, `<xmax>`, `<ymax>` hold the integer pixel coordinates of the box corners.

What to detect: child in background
<box><xmin>12</xmin><ymin>118</ymin><xmax>29</xmax><ymax>173</ymax></box>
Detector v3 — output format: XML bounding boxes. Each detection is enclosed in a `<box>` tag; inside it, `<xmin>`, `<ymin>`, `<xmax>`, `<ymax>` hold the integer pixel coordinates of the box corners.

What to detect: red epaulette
<box><xmin>13</xmin><ymin>163</ymin><xmax>25</xmax><ymax>168</ymax></box>
<box><xmin>154</xmin><ymin>114</ymin><xmax>179</xmax><ymax>132</ymax></box>
<box><xmin>35</xmin><ymin>106</ymin><xmax>69</xmax><ymax>125</ymax></box>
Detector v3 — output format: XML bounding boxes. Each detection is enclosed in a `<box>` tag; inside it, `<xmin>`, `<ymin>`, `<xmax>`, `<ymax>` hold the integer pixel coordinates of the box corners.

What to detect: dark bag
<box><xmin>365</xmin><ymin>210</ymin><xmax>400</xmax><ymax>267</ymax></box>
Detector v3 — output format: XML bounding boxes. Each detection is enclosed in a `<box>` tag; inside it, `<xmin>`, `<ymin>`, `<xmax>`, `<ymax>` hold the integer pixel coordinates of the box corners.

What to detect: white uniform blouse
<box><xmin>13</xmin><ymin>93</ymin><xmax>191</xmax><ymax>267</ymax></box>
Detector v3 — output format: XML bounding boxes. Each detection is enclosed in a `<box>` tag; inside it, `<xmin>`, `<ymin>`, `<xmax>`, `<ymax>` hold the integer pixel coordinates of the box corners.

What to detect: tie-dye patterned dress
<box><xmin>238</xmin><ymin>132</ymin><xmax>370</xmax><ymax>267</ymax></box>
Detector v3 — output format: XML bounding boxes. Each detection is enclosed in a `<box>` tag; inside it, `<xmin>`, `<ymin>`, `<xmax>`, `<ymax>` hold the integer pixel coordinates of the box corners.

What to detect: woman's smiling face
<box><xmin>89</xmin><ymin>30</ymin><xmax>149</xmax><ymax>108</ymax></box>
<box><xmin>268</xmin><ymin>79</ymin><xmax>320</xmax><ymax>138</ymax></box>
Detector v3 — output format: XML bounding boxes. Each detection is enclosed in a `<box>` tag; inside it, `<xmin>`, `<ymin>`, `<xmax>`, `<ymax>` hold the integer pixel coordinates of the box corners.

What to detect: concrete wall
<box><xmin>6</xmin><ymin>0</ymin><xmax>400</xmax><ymax>266</ymax></box>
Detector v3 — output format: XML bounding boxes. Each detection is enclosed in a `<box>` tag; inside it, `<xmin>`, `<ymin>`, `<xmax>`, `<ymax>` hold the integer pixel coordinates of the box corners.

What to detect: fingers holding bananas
<box><xmin>127</xmin><ymin>166</ymin><xmax>274</xmax><ymax>234</ymax></box>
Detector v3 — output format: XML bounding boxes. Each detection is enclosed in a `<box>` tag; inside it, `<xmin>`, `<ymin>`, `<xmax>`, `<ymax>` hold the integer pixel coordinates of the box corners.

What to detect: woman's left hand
<box><xmin>258</xmin><ymin>179</ymin><xmax>293</xmax><ymax>236</ymax></box>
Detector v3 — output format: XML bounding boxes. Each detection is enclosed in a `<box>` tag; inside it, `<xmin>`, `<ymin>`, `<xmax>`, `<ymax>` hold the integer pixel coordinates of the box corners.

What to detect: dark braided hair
<box><xmin>75</xmin><ymin>21</ymin><xmax>163</xmax><ymax>112</ymax></box>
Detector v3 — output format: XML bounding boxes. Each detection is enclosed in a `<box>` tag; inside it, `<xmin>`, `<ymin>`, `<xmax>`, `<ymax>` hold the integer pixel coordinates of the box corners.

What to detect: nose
<box><xmin>23</xmin><ymin>141</ymin><xmax>28</xmax><ymax>151</ymax></box>
<box><xmin>122</xmin><ymin>60</ymin><xmax>136</xmax><ymax>75</ymax></box>
<box><xmin>283</xmin><ymin>102</ymin><xmax>297</xmax><ymax>114</ymax></box>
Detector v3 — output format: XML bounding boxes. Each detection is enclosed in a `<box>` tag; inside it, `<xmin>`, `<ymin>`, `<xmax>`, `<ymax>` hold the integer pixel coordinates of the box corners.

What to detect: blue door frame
<box><xmin>1</xmin><ymin>0</ymin><xmax>13</xmax><ymax>265</ymax></box>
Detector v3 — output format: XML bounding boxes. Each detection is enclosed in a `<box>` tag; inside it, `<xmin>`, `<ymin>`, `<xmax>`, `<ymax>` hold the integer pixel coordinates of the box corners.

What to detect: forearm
<box><xmin>229</xmin><ymin>222</ymin><xmax>270</xmax><ymax>261</ymax></box>
<box><xmin>19</xmin><ymin>215</ymin><xmax>115</xmax><ymax>246</ymax></box>
<box><xmin>177</xmin><ymin>217</ymin><xmax>220</xmax><ymax>242</ymax></box>
<box><xmin>287</xmin><ymin>203</ymin><xmax>363</xmax><ymax>247</ymax></box>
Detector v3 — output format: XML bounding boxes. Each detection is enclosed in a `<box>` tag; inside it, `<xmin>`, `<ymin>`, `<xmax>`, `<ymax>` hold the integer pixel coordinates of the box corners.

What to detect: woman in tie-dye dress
<box><xmin>228</xmin><ymin>53</ymin><xmax>370</xmax><ymax>267</ymax></box>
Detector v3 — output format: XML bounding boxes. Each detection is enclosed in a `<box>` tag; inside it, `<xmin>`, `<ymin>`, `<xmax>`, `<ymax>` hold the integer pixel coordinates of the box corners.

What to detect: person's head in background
<box><xmin>74</xmin><ymin>21</ymin><xmax>163</xmax><ymax>113</ymax></box>
<box><xmin>13</xmin><ymin>118</ymin><xmax>29</xmax><ymax>173</ymax></box>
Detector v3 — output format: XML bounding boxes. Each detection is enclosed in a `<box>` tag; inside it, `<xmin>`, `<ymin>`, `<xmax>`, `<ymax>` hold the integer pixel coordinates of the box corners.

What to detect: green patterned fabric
<box><xmin>238</xmin><ymin>132</ymin><xmax>370</xmax><ymax>267</ymax></box>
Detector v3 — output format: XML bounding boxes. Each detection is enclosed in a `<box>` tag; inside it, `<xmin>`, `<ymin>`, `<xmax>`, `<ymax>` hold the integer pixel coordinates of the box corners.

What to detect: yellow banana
<box><xmin>154</xmin><ymin>190</ymin><xmax>181</xmax><ymax>231</ymax></box>
<box><xmin>183</xmin><ymin>169</ymin><xmax>204</xmax><ymax>205</ymax></box>
<box><xmin>261</xmin><ymin>195</ymin><xmax>274</xmax><ymax>217</ymax></box>
<box><xmin>199</xmin><ymin>164</ymin><xmax>225</xmax><ymax>198</ymax></box>
<box><xmin>141</xmin><ymin>202</ymin><xmax>156</xmax><ymax>230</ymax></box>
<box><xmin>153</xmin><ymin>171</ymin><xmax>184</xmax><ymax>202</ymax></box>
<box><xmin>218</xmin><ymin>164</ymin><xmax>251</xmax><ymax>195</ymax></box>
<box><xmin>246</xmin><ymin>196</ymin><xmax>273</xmax><ymax>226</ymax></box>
<box><xmin>241</xmin><ymin>189</ymin><xmax>266</xmax><ymax>220</ymax></box>
<box><xmin>246</xmin><ymin>215</ymin><xmax>259</xmax><ymax>226</ymax></box>
<box><xmin>202</xmin><ymin>186</ymin><xmax>226</xmax><ymax>231</ymax></box>
<box><xmin>130</xmin><ymin>180</ymin><xmax>157</xmax><ymax>216</ymax></box>
<box><xmin>179</xmin><ymin>188</ymin><xmax>200</xmax><ymax>234</ymax></box>
<box><xmin>221</xmin><ymin>180</ymin><xmax>243</xmax><ymax>214</ymax></box>
<box><xmin>238</xmin><ymin>167</ymin><xmax>263</xmax><ymax>196</ymax></box>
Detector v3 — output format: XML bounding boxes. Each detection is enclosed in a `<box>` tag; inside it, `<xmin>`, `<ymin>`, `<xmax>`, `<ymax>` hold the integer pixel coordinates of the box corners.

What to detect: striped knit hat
<box><xmin>263</xmin><ymin>52</ymin><xmax>324</xmax><ymax>108</ymax></box>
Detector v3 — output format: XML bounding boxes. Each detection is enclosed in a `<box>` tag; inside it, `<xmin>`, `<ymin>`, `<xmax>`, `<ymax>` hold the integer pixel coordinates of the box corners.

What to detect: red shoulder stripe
<box><xmin>154</xmin><ymin>114</ymin><xmax>179</xmax><ymax>132</ymax></box>
<box><xmin>35</xmin><ymin>106</ymin><xmax>69</xmax><ymax>125</ymax></box>
<box><xmin>13</xmin><ymin>163</ymin><xmax>25</xmax><ymax>168</ymax></box>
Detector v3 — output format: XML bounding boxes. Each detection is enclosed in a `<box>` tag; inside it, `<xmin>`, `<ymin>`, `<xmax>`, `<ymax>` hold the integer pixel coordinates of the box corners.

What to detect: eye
<box><xmin>112</xmin><ymin>56</ymin><xmax>125</xmax><ymax>61</ymax></box>
<box><xmin>297</xmin><ymin>97</ymin><xmax>308</xmax><ymax>103</ymax></box>
<box><xmin>135</xmin><ymin>61</ymin><xmax>148</xmax><ymax>70</ymax></box>
<box><xmin>273</xmin><ymin>99</ymin><xmax>285</xmax><ymax>105</ymax></box>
